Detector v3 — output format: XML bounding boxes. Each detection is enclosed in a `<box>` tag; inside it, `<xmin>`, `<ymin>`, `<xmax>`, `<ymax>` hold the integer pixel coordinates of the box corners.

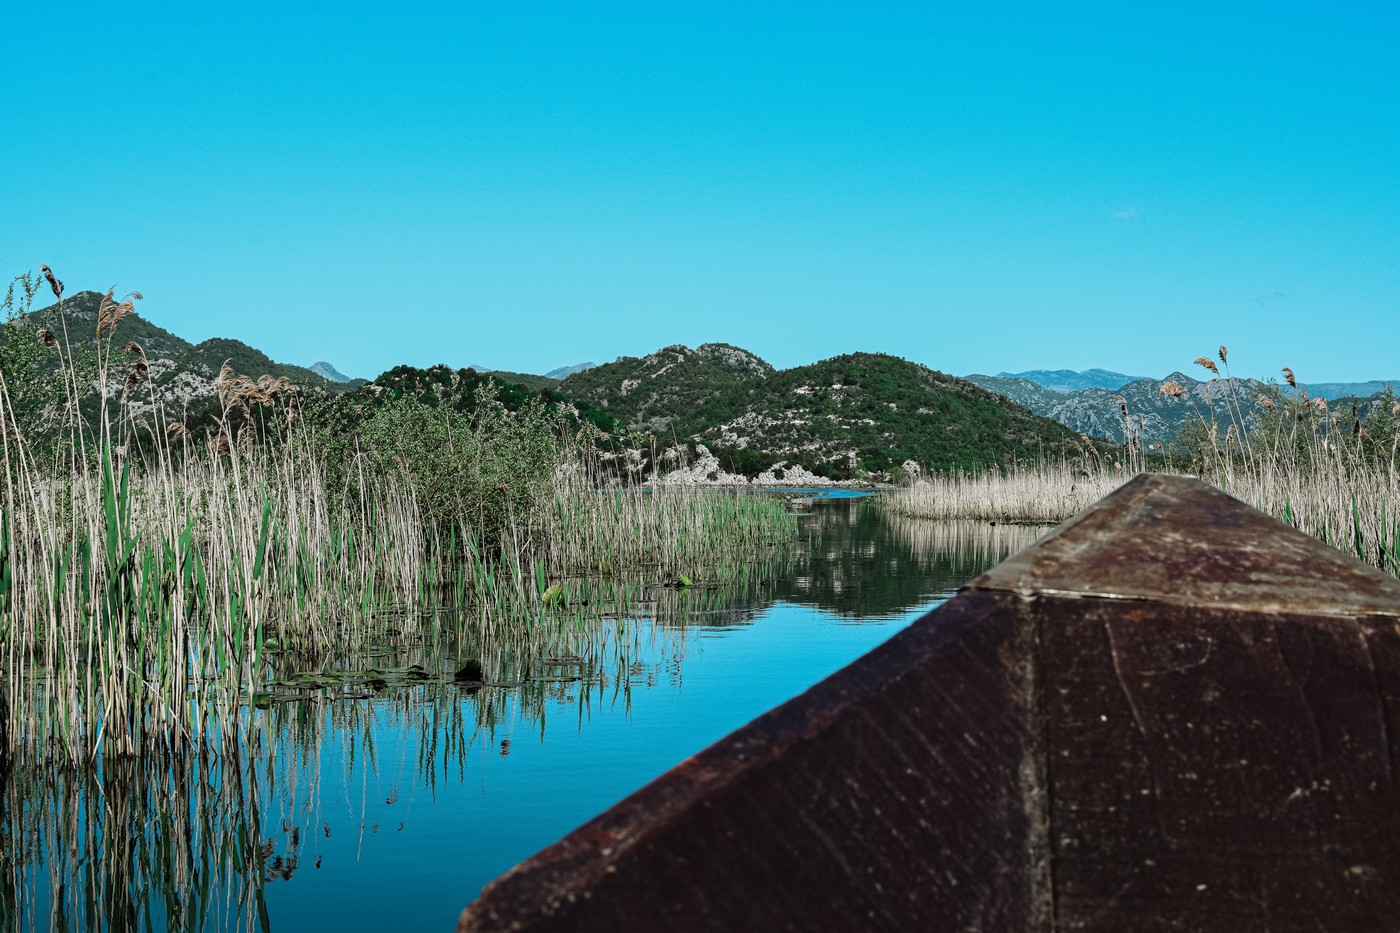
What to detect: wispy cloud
<box><xmin>1110</xmin><ymin>206</ymin><xmax>1138</xmax><ymax>221</ymax></box>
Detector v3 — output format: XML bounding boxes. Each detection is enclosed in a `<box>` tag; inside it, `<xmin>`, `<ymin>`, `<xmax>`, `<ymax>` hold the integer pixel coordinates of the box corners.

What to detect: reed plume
<box><xmin>39</xmin><ymin>264</ymin><xmax>63</xmax><ymax>299</ymax></box>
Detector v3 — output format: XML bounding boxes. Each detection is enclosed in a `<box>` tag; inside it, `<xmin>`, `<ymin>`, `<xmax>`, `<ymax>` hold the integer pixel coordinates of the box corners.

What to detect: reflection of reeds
<box><xmin>0</xmin><ymin>553</ymin><xmax>803</xmax><ymax>931</ymax></box>
<box><xmin>0</xmin><ymin>754</ymin><xmax>269</xmax><ymax>932</ymax></box>
<box><xmin>881</xmin><ymin>516</ymin><xmax>1046</xmax><ymax>570</ymax></box>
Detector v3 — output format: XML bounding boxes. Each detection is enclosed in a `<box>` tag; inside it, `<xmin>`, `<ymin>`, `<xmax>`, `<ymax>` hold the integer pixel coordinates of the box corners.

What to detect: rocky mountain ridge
<box><xmin>563</xmin><ymin>345</ymin><xmax>1097</xmax><ymax>479</ymax></box>
<box><xmin>544</xmin><ymin>361</ymin><xmax>594</xmax><ymax>380</ymax></box>
<box><xmin>965</xmin><ymin>369</ymin><xmax>1394</xmax><ymax>445</ymax></box>
<box><xmin>989</xmin><ymin>368</ymin><xmax>1148</xmax><ymax>393</ymax></box>
<box><xmin>561</xmin><ymin>344</ymin><xmax>774</xmax><ymax>434</ymax></box>
<box><xmin>975</xmin><ymin>367</ymin><xmax>1397</xmax><ymax>405</ymax></box>
<box><xmin>309</xmin><ymin>360</ymin><xmax>353</xmax><ymax>382</ymax></box>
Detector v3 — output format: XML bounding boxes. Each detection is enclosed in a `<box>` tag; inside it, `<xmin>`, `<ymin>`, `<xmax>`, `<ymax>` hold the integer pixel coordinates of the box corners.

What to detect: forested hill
<box><xmin>564</xmin><ymin>346</ymin><xmax>1097</xmax><ymax>480</ymax></box>
<box><xmin>559</xmin><ymin>343</ymin><xmax>774</xmax><ymax>434</ymax></box>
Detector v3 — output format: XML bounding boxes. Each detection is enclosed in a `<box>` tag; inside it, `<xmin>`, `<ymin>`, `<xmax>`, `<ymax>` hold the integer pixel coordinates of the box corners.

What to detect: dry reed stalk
<box><xmin>880</xmin><ymin>461</ymin><xmax>1130</xmax><ymax>524</ymax></box>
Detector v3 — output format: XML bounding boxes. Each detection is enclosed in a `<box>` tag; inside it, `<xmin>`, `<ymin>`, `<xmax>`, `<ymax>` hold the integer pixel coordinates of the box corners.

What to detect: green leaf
<box><xmin>252</xmin><ymin>497</ymin><xmax>273</xmax><ymax>581</ymax></box>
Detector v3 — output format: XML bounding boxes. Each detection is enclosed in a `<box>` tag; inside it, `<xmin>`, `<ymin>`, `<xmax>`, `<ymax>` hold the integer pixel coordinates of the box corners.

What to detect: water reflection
<box><xmin>1</xmin><ymin>498</ymin><xmax>1048</xmax><ymax>932</ymax></box>
<box><xmin>1</xmin><ymin>755</ymin><xmax>268</xmax><ymax>933</ymax></box>
<box><xmin>777</xmin><ymin>499</ymin><xmax>1046</xmax><ymax>619</ymax></box>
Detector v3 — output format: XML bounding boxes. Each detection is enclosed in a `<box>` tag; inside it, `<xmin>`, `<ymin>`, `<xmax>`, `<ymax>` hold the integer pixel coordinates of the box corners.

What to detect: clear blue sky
<box><xmin>3</xmin><ymin>2</ymin><xmax>1396</xmax><ymax>383</ymax></box>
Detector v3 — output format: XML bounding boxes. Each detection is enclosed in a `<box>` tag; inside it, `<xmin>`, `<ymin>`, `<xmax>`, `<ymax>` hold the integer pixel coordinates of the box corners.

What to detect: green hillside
<box><xmin>703</xmin><ymin>352</ymin><xmax>1092</xmax><ymax>477</ymax></box>
<box><xmin>29</xmin><ymin>290</ymin><xmax>192</xmax><ymax>358</ymax></box>
<box><xmin>476</xmin><ymin>369</ymin><xmax>561</xmax><ymax>392</ymax></box>
<box><xmin>564</xmin><ymin>345</ymin><xmax>1097</xmax><ymax>480</ymax></box>
<box><xmin>182</xmin><ymin>337</ymin><xmax>346</xmax><ymax>391</ymax></box>
<box><xmin>560</xmin><ymin>343</ymin><xmax>774</xmax><ymax>433</ymax></box>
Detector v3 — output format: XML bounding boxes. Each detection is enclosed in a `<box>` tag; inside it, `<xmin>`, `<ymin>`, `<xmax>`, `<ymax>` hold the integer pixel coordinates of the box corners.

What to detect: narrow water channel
<box><xmin>2</xmin><ymin>495</ymin><xmax>1045</xmax><ymax>932</ymax></box>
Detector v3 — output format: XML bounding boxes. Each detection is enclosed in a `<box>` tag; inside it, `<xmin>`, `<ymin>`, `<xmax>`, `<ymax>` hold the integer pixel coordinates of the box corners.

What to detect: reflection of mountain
<box><xmin>774</xmin><ymin>500</ymin><xmax>1045</xmax><ymax>618</ymax></box>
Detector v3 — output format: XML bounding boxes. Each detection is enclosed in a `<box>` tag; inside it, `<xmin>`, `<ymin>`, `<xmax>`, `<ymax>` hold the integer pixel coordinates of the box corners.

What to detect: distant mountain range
<box><xmin>544</xmin><ymin>362</ymin><xmax>594</xmax><ymax>380</ymax></box>
<box><xmin>986</xmin><ymin>368</ymin><xmax>1149</xmax><ymax>393</ymax></box>
<box><xmin>467</xmin><ymin>361</ymin><xmax>596</xmax><ymax>392</ymax></box>
<box><xmin>1304</xmin><ymin>380</ymin><xmax>1400</xmax><ymax>400</ymax></box>
<box><xmin>972</xmin><ymin>368</ymin><xmax>1396</xmax><ymax>402</ymax></box>
<box><xmin>19</xmin><ymin>294</ymin><xmax>1392</xmax><ymax>474</ymax></box>
<box><xmin>964</xmin><ymin>369</ymin><xmax>1395</xmax><ymax>445</ymax></box>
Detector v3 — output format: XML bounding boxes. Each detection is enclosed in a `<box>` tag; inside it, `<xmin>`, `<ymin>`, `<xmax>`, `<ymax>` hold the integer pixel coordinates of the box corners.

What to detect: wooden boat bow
<box><xmin>460</xmin><ymin>474</ymin><xmax>1400</xmax><ymax>932</ymax></box>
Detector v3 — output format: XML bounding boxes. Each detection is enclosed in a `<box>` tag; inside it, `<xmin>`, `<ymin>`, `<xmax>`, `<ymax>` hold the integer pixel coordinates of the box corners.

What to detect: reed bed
<box><xmin>1207</xmin><ymin>411</ymin><xmax>1399</xmax><ymax>576</ymax></box>
<box><xmin>541</xmin><ymin>476</ymin><xmax>795</xmax><ymax>577</ymax></box>
<box><xmin>0</xmin><ymin>271</ymin><xmax>797</xmax><ymax>767</ymax></box>
<box><xmin>882</xmin><ymin>515</ymin><xmax>1049</xmax><ymax>569</ymax></box>
<box><xmin>1</xmin><ymin>421</ymin><xmax>431</xmax><ymax>763</ymax></box>
<box><xmin>879</xmin><ymin>462</ymin><xmax>1129</xmax><ymax>523</ymax></box>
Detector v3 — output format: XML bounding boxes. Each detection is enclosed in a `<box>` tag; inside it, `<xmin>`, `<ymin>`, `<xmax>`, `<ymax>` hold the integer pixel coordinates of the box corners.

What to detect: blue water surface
<box><xmin>262</xmin><ymin>500</ymin><xmax>1040</xmax><ymax>930</ymax></box>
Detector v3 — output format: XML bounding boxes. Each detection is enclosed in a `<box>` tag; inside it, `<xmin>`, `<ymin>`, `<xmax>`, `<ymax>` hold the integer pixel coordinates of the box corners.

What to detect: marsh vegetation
<box><xmin>0</xmin><ymin>270</ymin><xmax>796</xmax><ymax>766</ymax></box>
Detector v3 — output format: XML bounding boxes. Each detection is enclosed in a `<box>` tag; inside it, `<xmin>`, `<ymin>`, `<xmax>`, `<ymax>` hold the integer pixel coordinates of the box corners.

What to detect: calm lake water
<box><xmin>3</xmin><ymin>495</ymin><xmax>1045</xmax><ymax>932</ymax></box>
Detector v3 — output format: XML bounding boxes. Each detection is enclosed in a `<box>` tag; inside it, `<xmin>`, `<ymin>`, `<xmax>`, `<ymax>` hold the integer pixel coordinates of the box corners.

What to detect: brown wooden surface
<box><xmin>459</xmin><ymin>475</ymin><xmax>1400</xmax><ymax>932</ymax></box>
